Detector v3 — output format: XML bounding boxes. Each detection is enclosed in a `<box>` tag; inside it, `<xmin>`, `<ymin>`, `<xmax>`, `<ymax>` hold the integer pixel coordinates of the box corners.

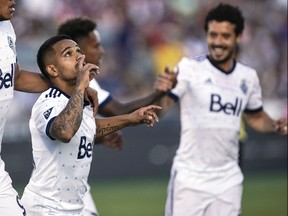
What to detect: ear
<box><xmin>46</xmin><ymin>64</ymin><xmax>58</xmax><ymax>78</ymax></box>
<box><xmin>236</xmin><ymin>33</ymin><xmax>242</xmax><ymax>44</ymax></box>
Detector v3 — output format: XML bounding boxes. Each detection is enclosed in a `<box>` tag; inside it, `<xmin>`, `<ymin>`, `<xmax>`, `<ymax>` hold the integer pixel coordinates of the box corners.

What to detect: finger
<box><xmin>164</xmin><ymin>65</ymin><xmax>172</xmax><ymax>74</ymax></box>
<box><xmin>145</xmin><ymin>105</ymin><xmax>162</xmax><ymax>111</ymax></box>
<box><xmin>145</xmin><ymin>115</ymin><xmax>157</xmax><ymax>127</ymax></box>
<box><xmin>145</xmin><ymin>111</ymin><xmax>159</xmax><ymax>122</ymax></box>
<box><xmin>83</xmin><ymin>63</ymin><xmax>99</xmax><ymax>73</ymax></box>
<box><xmin>77</xmin><ymin>55</ymin><xmax>85</xmax><ymax>70</ymax></box>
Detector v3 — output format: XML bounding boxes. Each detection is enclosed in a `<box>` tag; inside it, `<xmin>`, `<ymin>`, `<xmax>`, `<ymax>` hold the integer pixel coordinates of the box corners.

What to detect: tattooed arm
<box><xmin>49</xmin><ymin>56</ymin><xmax>99</xmax><ymax>143</ymax></box>
<box><xmin>49</xmin><ymin>87</ymin><xmax>85</xmax><ymax>143</ymax></box>
<box><xmin>95</xmin><ymin>105</ymin><xmax>161</xmax><ymax>139</ymax></box>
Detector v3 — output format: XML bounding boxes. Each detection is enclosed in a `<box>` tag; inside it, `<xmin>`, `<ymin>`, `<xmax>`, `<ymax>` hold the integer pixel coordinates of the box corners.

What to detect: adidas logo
<box><xmin>43</xmin><ymin>107</ymin><xmax>53</xmax><ymax>120</ymax></box>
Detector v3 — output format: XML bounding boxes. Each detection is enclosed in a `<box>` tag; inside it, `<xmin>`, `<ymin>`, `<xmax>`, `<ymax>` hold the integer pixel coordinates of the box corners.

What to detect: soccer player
<box><xmin>157</xmin><ymin>4</ymin><xmax>288</xmax><ymax>216</ymax></box>
<box><xmin>0</xmin><ymin>1</ymin><xmax>50</xmax><ymax>215</ymax></box>
<box><xmin>57</xmin><ymin>17</ymin><xmax>174</xmax><ymax>216</ymax></box>
<box><xmin>20</xmin><ymin>34</ymin><xmax>161</xmax><ymax>215</ymax></box>
<box><xmin>1</xmin><ymin>2</ymin><xmax>98</xmax><ymax>215</ymax></box>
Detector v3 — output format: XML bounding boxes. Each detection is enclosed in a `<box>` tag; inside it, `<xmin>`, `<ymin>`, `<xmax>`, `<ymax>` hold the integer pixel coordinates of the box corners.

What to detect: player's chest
<box><xmin>0</xmin><ymin>32</ymin><xmax>16</xmax><ymax>92</ymax></box>
<box><xmin>0</xmin><ymin>32</ymin><xmax>16</xmax><ymax>63</ymax></box>
<box><xmin>184</xmin><ymin>71</ymin><xmax>251</xmax><ymax>115</ymax></box>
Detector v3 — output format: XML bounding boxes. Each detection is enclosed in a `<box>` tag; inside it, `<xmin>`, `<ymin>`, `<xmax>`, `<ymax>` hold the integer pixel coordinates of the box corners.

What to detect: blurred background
<box><xmin>2</xmin><ymin>0</ymin><xmax>287</xmax><ymax>215</ymax></box>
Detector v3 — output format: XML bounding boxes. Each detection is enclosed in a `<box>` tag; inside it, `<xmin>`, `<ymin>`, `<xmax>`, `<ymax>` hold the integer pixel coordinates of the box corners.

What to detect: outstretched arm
<box><xmin>244</xmin><ymin>110</ymin><xmax>287</xmax><ymax>135</ymax></box>
<box><xmin>14</xmin><ymin>63</ymin><xmax>50</xmax><ymax>92</ymax></box>
<box><xmin>95</xmin><ymin>105</ymin><xmax>161</xmax><ymax>138</ymax></box>
<box><xmin>99</xmin><ymin>69</ymin><xmax>176</xmax><ymax>116</ymax></box>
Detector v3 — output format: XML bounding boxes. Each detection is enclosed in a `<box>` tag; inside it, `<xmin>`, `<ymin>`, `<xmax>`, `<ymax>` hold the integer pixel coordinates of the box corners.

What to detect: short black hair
<box><xmin>37</xmin><ymin>34</ymin><xmax>72</xmax><ymax>79</ymax></box>
<box><xmin>57</xmin><ymin>17</ymin><xmax>96</xmax><ymax>43</ymax></box>
<box><xmin>204</xmin><ymin>3</ymin><xmax>244</xmax><ymax>36</ymax></box>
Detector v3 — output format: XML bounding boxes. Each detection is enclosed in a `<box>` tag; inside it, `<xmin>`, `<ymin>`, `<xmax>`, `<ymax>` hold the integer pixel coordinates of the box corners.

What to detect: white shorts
<box><xmin>0</xmin><ymin>194</ymin><xmax>26</xmax><ymax>216</ymax></box>
<box><xmin>165</xmin><ymin>172</ymin><xmax>243</xmax><ymax>216</ymax></box>
<box><xmin>83</xmin><ymin>186</ymin><xmax>99</xmax><ymax>216</ymax></box>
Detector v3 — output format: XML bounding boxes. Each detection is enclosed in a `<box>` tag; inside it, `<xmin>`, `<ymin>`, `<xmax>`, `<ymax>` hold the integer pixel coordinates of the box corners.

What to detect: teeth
<box><xmin>213</xmin><ymin>48</ymin><xmax>224</xmax><ymax>55</ymax></box>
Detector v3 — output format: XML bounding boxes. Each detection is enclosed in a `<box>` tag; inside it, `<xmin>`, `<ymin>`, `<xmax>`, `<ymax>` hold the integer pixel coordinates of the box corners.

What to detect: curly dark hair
<box><xmin>204</xmin><ymin>3</ymin><xmax>244</xmax><ymax>36</ymax></box>
<box><xmin>37</xmin><ymin>35</ymin><xmax>72</xmax><ymax>79</ymax></box>
<box><xmin>57</xmin><ymin>17</ymin><xmax>96</xmax><ymax>43</ymax></box>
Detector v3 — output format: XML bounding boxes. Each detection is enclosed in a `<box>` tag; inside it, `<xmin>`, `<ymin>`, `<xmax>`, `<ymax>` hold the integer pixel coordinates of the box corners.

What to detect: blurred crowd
<box><xmin>10</xmin><ymin>0</ymin><xmax>287</xmax><ymax>119</ymax></box>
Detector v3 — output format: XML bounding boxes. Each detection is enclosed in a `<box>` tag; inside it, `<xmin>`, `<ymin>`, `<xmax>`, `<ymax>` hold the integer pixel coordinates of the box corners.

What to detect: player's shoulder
<box><xmin>235</xmin><ymin>60</ymin><xmax>258</xmax><ymax>77</ymax></box>
<box><xmin>179</xmin><ymin>54</ymin><xmax>207</xmax><ymax>65</ymax></box>
<box><xmin>177</xmin><ymin>55</ymin><xmax>208</xmax><ymax>77</ymax></box>
<box><xmin>0</xmin><ymin>20</ymin><xmax>14</xmax><ymax>34</ymax></box>
<box><xmin>89</xmin><ymin>79</ymin><xmax>105</xmax><ymax>91</ymax></box>
<box><xmin>36</xmin><ymin>88</ymin><xmax>67</xmax><ymax>104</ymax></box>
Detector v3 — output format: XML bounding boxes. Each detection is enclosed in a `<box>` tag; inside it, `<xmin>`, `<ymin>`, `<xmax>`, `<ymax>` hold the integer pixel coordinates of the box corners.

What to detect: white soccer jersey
<box><xmin>169</xmin><ymin>56</ymin><xmax>263</xmax><ymax>194</ymax></box>
<box><xmin>89</xmin><ymin>79</ymin><xmax>112</xmax><ymax>111</ymax></box>
<box><xmin>22</xmin><ymin>87</ymin><xmax>96</xmax><ymax>214</ymax></box>
<box><xmin>0</xmin><ymin>20</ymin><xmax>17</xmax><ymax>195</ymax></box>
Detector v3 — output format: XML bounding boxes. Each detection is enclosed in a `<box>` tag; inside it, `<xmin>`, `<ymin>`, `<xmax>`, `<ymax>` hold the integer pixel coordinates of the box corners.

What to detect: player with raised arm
<box><xmin>57</xmin><ymin>16</ymin><xmax>174</xmax><ymax>216</ymax></box>
<box><xmin>20</xmin><ymin>35</ymin><xmax>161</xmax><ymax>215</ymax></box>
<box><xmin>0</xmin><ymin>1</ymin><xmax>50</xmax><ymax>215</ymax></box>
<box><xmin>0</xmin><ymin>2</ymin><xmax>98</xmax><ymax>215</ymax></box>
<box><xmin>156</xmin><ymin>3</ymin><xmax>287</xmax><ymax>216</ymax></box>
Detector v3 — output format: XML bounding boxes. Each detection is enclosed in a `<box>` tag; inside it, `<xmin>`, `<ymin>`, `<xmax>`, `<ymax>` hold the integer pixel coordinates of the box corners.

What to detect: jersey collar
<box><xmin>207</xmin><ymin>55</ymin><xmax>236</xmax><ymax>75</ymax></box>
<box><xmin>51</xmin><ymin>86</ymin><xmax>90</xmax><ymax>107</ymax></box>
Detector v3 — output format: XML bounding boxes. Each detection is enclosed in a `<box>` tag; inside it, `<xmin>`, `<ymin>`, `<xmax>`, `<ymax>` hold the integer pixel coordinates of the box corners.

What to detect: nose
<box><xmin>100</xmin><ymin>46</ymin><xmax>105</xmax><ymax>55</ymax></box>
<box><xmin>213</xmin><ymin>35</ymin><xmax>223</xmax><ymax>45</ymax></box>
<box><xmin>76</xmin><ymin>53</ymin><xmax>85</xmax><ymax>61</ymax></box>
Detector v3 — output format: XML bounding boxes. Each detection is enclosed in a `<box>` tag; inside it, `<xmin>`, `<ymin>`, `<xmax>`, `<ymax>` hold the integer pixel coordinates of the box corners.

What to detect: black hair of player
<box><xmin>204</xmin><ymin>3</ymin><xmax>244</xmax><ymax>36</ymax></box>
<box><xmin>57</xmin><ymin>17</ymin><xmax>96</xmax><ymax>43</ymax></box>
<box><xmin>37</xmin><ymin>34</ymin><xmax>72</xmax><ymax>79</ymax></box>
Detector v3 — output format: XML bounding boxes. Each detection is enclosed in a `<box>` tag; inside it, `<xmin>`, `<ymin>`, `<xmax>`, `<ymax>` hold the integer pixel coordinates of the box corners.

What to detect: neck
<box><xmin>208</xmin><ymin>56</ymin><xmax>235</xmax><ymax>73</ymax></box>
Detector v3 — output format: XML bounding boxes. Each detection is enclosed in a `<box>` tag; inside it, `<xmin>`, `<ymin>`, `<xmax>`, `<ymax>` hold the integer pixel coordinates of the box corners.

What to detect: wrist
<box><xmin>153</xmin><ymin>90</ymin><xmax>167</xmax><ymax>98</ymax></box>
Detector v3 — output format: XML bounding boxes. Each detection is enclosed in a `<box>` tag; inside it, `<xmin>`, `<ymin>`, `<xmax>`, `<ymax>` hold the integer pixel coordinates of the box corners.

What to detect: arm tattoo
<box><xmin>96</xmin><ymin>124</ymin><xmax>121</xmax><ymax>137</ymax></box>
<box><xmin>51</xmin><ymin>89</ymin><xmax>84</xmax><ymax>138</ymax></box>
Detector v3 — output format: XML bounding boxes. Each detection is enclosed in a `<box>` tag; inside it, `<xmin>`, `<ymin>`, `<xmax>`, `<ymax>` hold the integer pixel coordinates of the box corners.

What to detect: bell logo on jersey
<box><xmin>210</xmin><ymin>93</ymin><xmax>242</xmax><ymax>116</ymax></box>
<box><xmin>77</xmin><ymin>136</ymin><xmax>92</xmax><ymax>159</ymax></box>
<box><xmin>0</xmin><ymin>63</ymin><xmax>14</xmax><ymax>89</ymax></box>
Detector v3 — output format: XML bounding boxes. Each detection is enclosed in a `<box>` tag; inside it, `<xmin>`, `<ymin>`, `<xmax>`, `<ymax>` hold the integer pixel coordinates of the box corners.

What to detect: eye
<box><xmin>222</xmin><ymin>34</ymin><xmax>230</xmax><ymax>39</ymax></box>
<box><xmin>209</xmin><ymin>32</ymin><xmax>217</xmax><ymax>38</ymax></box>
<box><xmin>76</xmin><ymin>48</ymin><xmax>82</xmax><ymax>54</ymax></box>
<box><xmin>64</xmin><ymin>51</ymin><xmax>72</xmax><ymax>57</ymax></box>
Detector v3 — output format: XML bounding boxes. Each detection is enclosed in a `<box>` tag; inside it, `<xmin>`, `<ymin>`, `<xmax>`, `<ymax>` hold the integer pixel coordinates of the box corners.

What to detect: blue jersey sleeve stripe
<box><xmin>99</xmin><ymin>95</ymin><xmax>113</xmax><ymax>111</ymax></box>
<box><xmin>46</xmin><ymin>116</ymin><xmax>56</xmax><ymax>140</ymax></box>
<box><xmin>168</xmin><ymin>92</ymin><xmax>179</xmax><ymax>102</ymax></box>
<box><xmin>244</xmin><ymin>106</ymin><xmax>263</xmax><ymax>114</ymax></box>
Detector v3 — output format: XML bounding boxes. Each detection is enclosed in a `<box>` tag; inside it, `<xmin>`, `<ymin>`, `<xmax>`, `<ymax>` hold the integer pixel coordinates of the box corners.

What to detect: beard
<box><xmin>209</xmin><ymin>45</ymin><xmax>235</xmax><ymax>65</ymax></box>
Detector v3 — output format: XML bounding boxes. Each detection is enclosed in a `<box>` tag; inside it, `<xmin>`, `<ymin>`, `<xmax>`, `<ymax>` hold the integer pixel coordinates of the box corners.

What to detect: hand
<box><xmin>100</xmin><ymin>131</ymin><xmax>123</xmax><ymax>150</ymax></box>
<box><xmin>274</xmin><ymin>118</ymin><xmax>287</xmax><ymax>135</ymax></box>
<box><xmin>76</xmin><ymin>55</ymin><xmax>99</xmax><ymax>90</ymax></box>
<box><xmin>128</xmin><ymin>105</ymin><xmax>162</xmax><ymax>127</ymax></box>
<box><xmin>85</xmin><ymin>87</ymin><xmax>99</xmax><ymax>117</ymax></box>
<box><xmin>154</xmin><ymin>66</ymin><xmax>178</xmax><ymax>93</ymax></box>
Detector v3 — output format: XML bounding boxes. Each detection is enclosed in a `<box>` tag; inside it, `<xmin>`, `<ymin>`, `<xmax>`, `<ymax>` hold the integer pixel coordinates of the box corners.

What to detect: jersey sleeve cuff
<box><xmin>46</xmin><ymin>117</ymin><xmax>56</xmax><ymax>140</ymax></box>
<box><xmin>244</xmin><ymin>106</ymin><xmax>263</xmax><ymax>114</ymax></box>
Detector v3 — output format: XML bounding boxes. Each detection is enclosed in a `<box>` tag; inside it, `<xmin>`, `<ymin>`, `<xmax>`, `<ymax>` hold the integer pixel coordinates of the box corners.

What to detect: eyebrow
<box><xmin>60</xmin><ymin>44</ymin><xmax>79</xmax><ymax>55</ymax></box>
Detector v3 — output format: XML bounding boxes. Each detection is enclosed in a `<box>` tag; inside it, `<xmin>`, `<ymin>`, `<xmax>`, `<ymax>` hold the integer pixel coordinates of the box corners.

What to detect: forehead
<box><xmin>93</xmin><ymin>30</ymin><xmax>101</xmax><ymax>42</ymax></box>
<box><xmin>53</xmin><ymin>39</ymin><xmax>78</xmax><ymax>52</ymax></box>
<box><xmin>207</xmin><ymin>21</ymin><xmax>236</xmax><ymax>33</ymax></box>
<box><xmin>82</xmin><ymin>30</ymin><xmax>100</xmax><ymax>47</ymax></box>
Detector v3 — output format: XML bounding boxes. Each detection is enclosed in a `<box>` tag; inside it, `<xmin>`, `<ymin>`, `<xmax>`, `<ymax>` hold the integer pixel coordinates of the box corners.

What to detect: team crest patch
<box><xmin>240</xmin><ymin>80</ymin><xmax>248</xmax><ymax>94</ymax></box>
<box><xmin>7</xmin><ymin>36</ymin><xmax>16</xmax><ymax>54</ymax></box>
<box><xmin>43</xmin><ymin>107</ymin><xmax>53</xmax><ymax>119</ymax></box>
